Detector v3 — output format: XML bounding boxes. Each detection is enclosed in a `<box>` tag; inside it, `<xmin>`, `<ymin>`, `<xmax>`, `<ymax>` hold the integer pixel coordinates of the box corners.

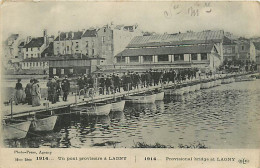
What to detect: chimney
<box><xmin>43</xmin><ymin>29</ymin><xmax>48</xmax><ymax>45</ymax></box>
<box><xmin>27</xmin><ymin>36</ymin><xmax>32</xmax><ymax>44</ymax></box>
<box><xmin>58</xmin><ymin>31</ymin><xmax>61</xmax><ymax>42</ymax></box>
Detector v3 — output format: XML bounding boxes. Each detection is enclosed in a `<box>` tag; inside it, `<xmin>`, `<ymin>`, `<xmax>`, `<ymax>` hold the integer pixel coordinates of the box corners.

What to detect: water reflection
<box><xmin>4</xmin><ymin>80</ymin><xmax>260</xmax><ymax>149</ymax></box>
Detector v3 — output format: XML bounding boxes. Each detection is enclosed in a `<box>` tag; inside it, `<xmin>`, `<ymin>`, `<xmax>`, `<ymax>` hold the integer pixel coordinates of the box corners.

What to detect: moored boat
<box><xmin>81</xmin><ymin>103</ymin><xmax>112</xmax><ymax>115</ymax></box>
<box><xmin>195</xmin><ymin>84</ymin><xmax>201</xmax><ymax>91</ymax></box>
<box><xmin>155</xmin><ymin>92</ymin><xmax>165</xmax><ymax>100</ymax></box>
<box><xmin>201</xmin><ymin>82</ymin><xmax>210</xmax><ymax>89</ymax></box>
<box><xmin>111</xmin><ymin>100</ymin><xmax>126</xmax><ymax>112</ymax></box>
<box><xmin>125</xmin><ymin>94</ymin><xmax>156</xmax><ymax>103</ymax></box>
<box><xmin>31</xmin><ymin>115</ymin><xmax>58</xmax><ymax>131</ymax></box>
<box><xmin>183</xmin><ymin>86</ymin><xmax>190</xmax><ymax>94</ymax></box>
<box><xmin>235</xmin><ymin>76</ymin><xmax>256</xmax><ymax>82</ymax></box>
<box><xmin>3</xmin><ymin>120</ymin><xmax>31</xmax><ymax>140</ymax></box>
<box><xmin>189</xmin><ymin>85</ymin><xmax>196</xmax><ymax>92</ymax></box>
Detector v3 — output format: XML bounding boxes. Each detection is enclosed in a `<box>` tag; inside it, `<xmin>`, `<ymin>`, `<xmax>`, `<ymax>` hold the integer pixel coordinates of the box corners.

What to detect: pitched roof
<box><xmin>82</xmin><ymin>29</ymin><xmax>97</xmax><ymax>38</ymax></box>
<box><xmin>116</xmin><ymin>44</ymin><xmax>215</xmax><ymax>57</ymax></box>
<box><xmin>253</xmin><ymin>42</ymin><xmax>260</xmax><ymax>50</ymax></box>
<box><xmin>23</xmin><ymin>37</ymin><xmax>44</xmax><ymax>48</ymax></box>
<box><xmin>18</xmin><ymin>42</ymin><xmax>25</xmax><ymax>47</ymax></box>
<box><xmin>127</xmin><ymin>30</ymin><xmax>224</xmax><ymax>48</ymax></box>
<box><xmin>54</xmin><ymin>31</ymin><xmax>83</xmax><ymax>41</ymax></box>
<box><xmin>21</xmin><ymin>56</ymin><xmax>105</xmax><ymax>62</ymax></box>
<box><xmin>42</xmin><ymin>42</ymin><xmax>54</xmax><ymax>56</ymax></box>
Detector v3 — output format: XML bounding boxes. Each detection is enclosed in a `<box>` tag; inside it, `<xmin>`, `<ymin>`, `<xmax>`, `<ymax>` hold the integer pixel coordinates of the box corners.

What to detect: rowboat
<box><xmin>3</xmin><ymin>120</ymin><xmax>31</xmax><ymax>140</ymax></box>
<box><xmin>125</xmin><ymin>94</ymin><xmax>156</xmax><ymax>104</ymax></box>
<box><xmin>201</xmin><ymin>82</ymin><xmax>210</xmax><ymax>89</ymax></box>
<box><xmin>195</xmin><ymin>84</ymin><xmax>201</xmax><ymax>91</ymax></box>
<box><xmin>221</xmin><ymin>78</ymin><xmax>231</xmax><ymax>84</ymax></box>
<box><xmin>111</xmin><ymin>100</ymin><xmax>125</xmax><ymax>112</ymax></box>
<box><xmin>81</xmin><ymin>103</ymin><xmax>112</xmax><ymax>115</ymax></box>
<box><xmin>164</xmin><ymin>88</ymin><xmax>184</xmax><ymax>96</ymax></box>
<box><xmin>31</xmin><ymin>115</ymin><xmax>58</xmax><ymax>131</ymax></box>
<box><xmin>210</xmin><ymin>81</ymin><xmax>214</xmax><ymax>87</ymax></box>
<box><xmin>183</xmin><ymin>86</ymin><xmax>190</xmax><ymax>94</ymax></box>
<box><xmin>189</xmin><ymin>85</ymin><xmax>196</xmax><ymax>92</ymax></box>
<box><xmin>235</xmin><ymin>76</ymin><xmax>256</xmax><ymax>82</ymax></box>
<box><xmin>155</xmin><ymin>92</ymin><xmax>165</xmax><ymax>100</ymax></box>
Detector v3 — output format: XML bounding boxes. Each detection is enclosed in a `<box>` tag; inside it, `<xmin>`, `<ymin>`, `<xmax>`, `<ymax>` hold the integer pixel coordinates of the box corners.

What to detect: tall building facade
<box><xmin>53</xmin><ymin>24</ymin><xmax>142</xmax><ymax>64</ymax></box>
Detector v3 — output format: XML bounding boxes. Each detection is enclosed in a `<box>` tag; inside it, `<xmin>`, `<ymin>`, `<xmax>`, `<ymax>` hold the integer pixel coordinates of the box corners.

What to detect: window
<box><xmin>53</xmin><ymin>68</ymin><xmax>56</xmax><ymax>75</ymax></box>
<box><xmin>241</xmin><ymin>46</ymin><xmax>244</xmax><ymax>51</ymax></box>
<box><xmin>92</xmin><ymin>49</ymin><xmax>94</xmax><ymax>55</ymax></box>
<box><xmin>31</xmin><ymin>54</ymin><xmax>33</xmax><ymax>57</ymax></box>
<box><xmin>26</xmin><ymin>54</ymin><xmax>28</xmax><ymax>58</ymax></box>
<box><xmin>201</xmin><ymin>53</ymin><xmax>208</xmax><ymax>60</ymax></box>
<box><xmin>38</xmin><ymin>47</ymin><xmax>40</xmax><ymax>51</ymax></box>
<box><xmin>102</xmin><ymin>36</ymin><xmax>105</xmax><ymax>44</ymax></box>
<box><xmin>30</xmin><ymin>63</ymin><xmax>32</xmax><ymax>66</ymax></box>
<box><xmin>227</xmin><ymin>48</ymin><xmax>232</xmax><ymax>54</ymax></box>
<box><xmin>36</xmin><ymin>62</ymin><xmax>38</xmax><ymax>66</ymax></box>
<box><xmin>86</xmin><ymin>50</ymin><xmax>88</xmax><ymax>56</ymax></box>
<box><xmin>158</xmin><ymin>55</ymin><xmax>169</xmax><ymax>62</ymax></box>
<box><xmin>174</xmin><ymin>54</ymin><xmax>184</xmax><ymax>61</ymax></box>
<box><xmin>86</xmin><ymin>41</ymin><xmax>88</xmax><ymax>48</ymax></box>
<box><xmin>61</xmin><ymin>69</ymin><xmax>64</xmax><ymax>74</ymax></box>
<box><xmin>69</xmin><ymin>68</ymin><xmax>73</xmax><ymax>73</ymax></box>
<box><xmin>67</xmin><ymin>46</ymin><xmax>70</xmax><ymax>51</ymax></box>
<box><xmin>27</xmin><ymin>63</ymin><xmax>29</xmax><ymax>67</ymax></box>
<box><xmin>38</xmin><ymin>53</ymin><xmax>40</xmax><ymax>58</ymax></box>
<box><xmin>26</xmin><ymin>48</ymin><xmax>28</xmax><ymax>52</ymax></box>
<box><xmin>129</xmin><ymin>56</ymin><xmax>139</xmax><ymax>62</ymax></box>
<box><xmin>104</xmin><ymin>28</ymin><xmax>106</xmax><ymax>32</ymax></box>
<box><xmin>143</xmin><ymin>55</ymin><xmax>152</xmax><ymax>62</ymax></box>
<box><xmin>191</xmin><ymin>53</ymin><xmax>197</xmax><ymax>60</ymax></box>
<box><xmin>116</xmin><ymin>57</ymin><xmax>126</xmax><ymax>63</ymax></box>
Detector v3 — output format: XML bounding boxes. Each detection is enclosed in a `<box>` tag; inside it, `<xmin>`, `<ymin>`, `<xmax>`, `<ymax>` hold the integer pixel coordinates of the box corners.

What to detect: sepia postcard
<box><xmin>0</xmin><ymin>0</ymin><xmax>259</xmax><ymax>167</ymax></box>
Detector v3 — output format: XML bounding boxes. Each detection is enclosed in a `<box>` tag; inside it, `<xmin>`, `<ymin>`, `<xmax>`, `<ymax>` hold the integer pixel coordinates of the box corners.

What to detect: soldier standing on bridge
<box><xmin>61</xmin><ymin>75</ymin><xmax>70</xmax><ymax>101</ymax></box>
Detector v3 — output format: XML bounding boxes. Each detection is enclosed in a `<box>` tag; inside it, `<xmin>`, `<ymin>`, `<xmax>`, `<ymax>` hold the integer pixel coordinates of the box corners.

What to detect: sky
<box><xmin>1</xmin><ymin>1</ymin><xmax>260</xmax><ymax>40</ymax></box>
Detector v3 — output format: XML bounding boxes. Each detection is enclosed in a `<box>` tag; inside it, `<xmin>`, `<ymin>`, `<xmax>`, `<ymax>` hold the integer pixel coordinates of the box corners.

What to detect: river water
<box><xmin>4</xmin><ymin>80</ymin><xmax>260</xmax><ymax>148</ymax></box>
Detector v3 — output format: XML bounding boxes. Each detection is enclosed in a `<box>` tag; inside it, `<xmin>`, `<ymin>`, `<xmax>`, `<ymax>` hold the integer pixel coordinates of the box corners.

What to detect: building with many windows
<box><xmin>53</xmin><ymin>24</ymin><xmax>142</xmax><ymax>64</ymax></box>
<box><xmin>22</xmin><ymin>30</ymin><xmax>51</xmax><ymax>59</ymax></box>
<box><xmin>252</xmin><ymin>42</ymin><xmax>260</xmax><ymax>72</ymax></box>
<box><xmin>115</xmin><ymin>30</ymin><xmax>224</xmax><ymax>72</ymax></box>
<box><xmin>53</xmin><ymin>31</ymin><xmax>83</xmax><ymax>56</ymax></box>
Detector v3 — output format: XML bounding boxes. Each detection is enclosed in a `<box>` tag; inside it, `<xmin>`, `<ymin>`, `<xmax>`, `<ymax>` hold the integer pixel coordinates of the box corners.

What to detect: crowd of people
<box><xmin>76</xmin><ymin>68</ymin><xmax>200</xmax><ymax>96</ymax></box>
<box><xmin>13</xmin><ymin>78</ymin><xmax>41</xmax><ymax>107</ymax></box>
<box><xmin>14</xmin><ymin>63</ymin><xmax>255</xmax><ymax>107</ymax></box>
<box><xmin>13</xmin><ymin>75</ymin><xmax>70</xmax><ymax>107</ymax></box>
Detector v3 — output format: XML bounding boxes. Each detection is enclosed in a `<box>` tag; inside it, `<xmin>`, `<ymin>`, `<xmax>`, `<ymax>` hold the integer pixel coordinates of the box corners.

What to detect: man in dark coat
<box><xmin>25</xmin><ymin>78</ymin><xmax>34</xmax><ymax>105</ymax></box>
<box><xmin>105</xmin><ymin>75</ymin><xmax>112</xmax><ymax>94</ymax></box>
<box><xmin>99</xmin><ymin>75</ymin><xmax>105</xmax><ymax>95</ymax></box>
<box><xmin>61</xmin><ymin>75</ymin><xmax>70</xmax><ymax>101</ymax></box>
